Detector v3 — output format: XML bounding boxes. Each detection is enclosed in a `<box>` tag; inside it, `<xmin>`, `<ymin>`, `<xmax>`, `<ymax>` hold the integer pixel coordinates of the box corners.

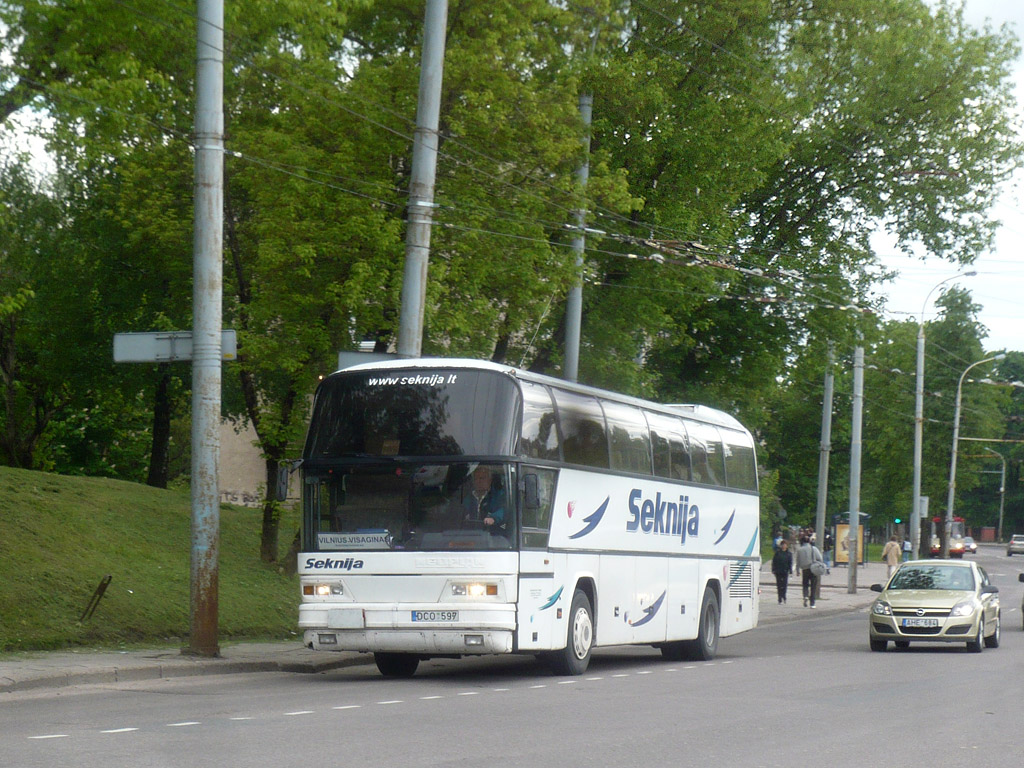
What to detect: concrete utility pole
<box><xmin>189</xmin><ymin>0</ymin><xmax>224</xmax><ymax>657</ymax></box>
<box><xmin>397</xmin><ymin>0</ymin><xmax>448</xmax><ymax>358</ymax></box>
<box><xmin>814</xmin><ymin>344</ymin><xmax>834</xmax><ymax>549</ymax></box>
<box><xmin>563</xmin><ymin>92</ymin><xmax>593</xmax><ymax>383</ymax></box>
<box><xmin>848</xmin><ymin>345</ymin><xmax>864</xmax><ymax>594</ymax></box>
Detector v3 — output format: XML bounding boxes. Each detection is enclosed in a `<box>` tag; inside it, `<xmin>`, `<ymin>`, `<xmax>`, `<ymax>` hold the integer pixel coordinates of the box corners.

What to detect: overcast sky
<box><xmin>877</xmin><ymin>0</ymin><xmax>1024</xmax><ymax>353</ymax></box>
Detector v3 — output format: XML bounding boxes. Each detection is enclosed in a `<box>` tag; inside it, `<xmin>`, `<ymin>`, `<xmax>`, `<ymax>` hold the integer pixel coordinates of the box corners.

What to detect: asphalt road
<box><xmin>4</xmin><ymin>553</ymin><xmax>1024</xmax><ymax>768</ymax></box>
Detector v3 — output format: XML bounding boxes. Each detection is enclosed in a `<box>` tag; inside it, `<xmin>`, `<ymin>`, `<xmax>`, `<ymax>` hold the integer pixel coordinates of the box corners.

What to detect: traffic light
<box><xmin>894</xmin><ymin>517</ymin><xmax>902</xmax><ymax>524</ymax></box>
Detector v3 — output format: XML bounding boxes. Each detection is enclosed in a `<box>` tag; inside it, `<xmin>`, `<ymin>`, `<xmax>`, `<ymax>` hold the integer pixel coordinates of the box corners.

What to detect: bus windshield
<box><xmin>306</xmin><ymin>462</ymin><xmax>515</xmax><ymax>552</ymax></box>
<box><xmin>304</xmin><ymin>369</ymin><xmax>518</xmax><ymax>459</ymax></box>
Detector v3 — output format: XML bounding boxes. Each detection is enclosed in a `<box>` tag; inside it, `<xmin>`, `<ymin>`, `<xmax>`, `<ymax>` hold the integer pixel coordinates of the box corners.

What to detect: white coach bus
<box><xmin>298</xmin><ymin>358</ymin><xmax>759</xmax><ymax>677</ymax></box>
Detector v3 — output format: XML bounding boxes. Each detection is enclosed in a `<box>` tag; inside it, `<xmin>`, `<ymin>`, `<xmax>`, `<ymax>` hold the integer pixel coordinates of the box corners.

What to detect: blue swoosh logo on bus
<box><xmin>540</xmin><ymin>587</ymin><xmax>563</xmax><ymax>610</ymax></box>
<box><xmin>569</xmin><ymin>497</ymin><xmax>609</xmax><ymax>539</ymax></box>
<box><xmin>725</xmin><ymin>529</ymin><xmax>761</xmax><ymax>591</ymax></box>
<box><xmin>626</xmin><ymin>591</ymin><xmax>666</xmax><ymax>627</ymax></box>
<box><xmin>713</xmin><ymin>510</ymin><xmax>735</xmax><ymax>545</ymax></box>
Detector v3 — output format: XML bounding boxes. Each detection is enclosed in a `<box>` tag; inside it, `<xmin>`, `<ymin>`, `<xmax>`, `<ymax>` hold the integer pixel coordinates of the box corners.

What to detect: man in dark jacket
<box><xmin>771</xmin><ymin>539</ymin><xmax>793</xmax><ymax>604</ymax></box>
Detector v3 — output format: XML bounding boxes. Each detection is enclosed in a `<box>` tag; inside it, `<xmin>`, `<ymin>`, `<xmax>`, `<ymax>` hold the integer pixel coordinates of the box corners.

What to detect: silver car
<box><xmin>869</xmin><ymin>560</ymin><xmax>1000</xmax><ymax>652</ymax></box>
<box><xmin>1008</xmin><ymin>534</ymin><xmax>1024</xmax><ymax>556</ymax></box>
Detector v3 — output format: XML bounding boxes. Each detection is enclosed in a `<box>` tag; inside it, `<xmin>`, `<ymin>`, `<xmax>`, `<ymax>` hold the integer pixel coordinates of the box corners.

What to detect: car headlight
<box><xmin>872</xmin><ymin>601</ymin><xmax>892</xmax><ymax>616</ymax></box>
<box><xmin>950</xmin><ymin>599</ymin><xmax>977</xmax><ymax>618</ymax></box>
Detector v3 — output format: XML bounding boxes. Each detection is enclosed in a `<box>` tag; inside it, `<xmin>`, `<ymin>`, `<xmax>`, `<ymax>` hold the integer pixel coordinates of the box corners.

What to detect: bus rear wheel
<box><xmin>682</xmin><ymin>588</ymin><xmax>720</xmax><ymax>661</ymax></box>
<box><xmin>548</xmin><ymin>589</ymin><xmax>593</xmax><ymax>676</ymax></box>
<box><xmin>374</xmin><ymin>652</ymin><xmax>420</xmax><ymax>678</ymax></box>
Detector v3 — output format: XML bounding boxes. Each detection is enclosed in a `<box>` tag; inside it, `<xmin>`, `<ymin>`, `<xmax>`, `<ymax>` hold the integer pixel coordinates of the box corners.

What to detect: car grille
<box><xmin>900</xmin><ymin>625</ymin><xmax>942</xmax><ymax>635</ymax></box>
<box><xmin>892</xmin><ymin>608</ymin><xmax>951</xmax><ymax>618</ymax></box>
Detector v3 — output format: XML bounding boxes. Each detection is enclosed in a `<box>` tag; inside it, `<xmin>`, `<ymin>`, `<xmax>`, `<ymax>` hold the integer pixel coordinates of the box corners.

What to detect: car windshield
<box><xmin>889</xmin><ymin>565</ymin><xmax>975</xmax><ymax>591</ymax></box>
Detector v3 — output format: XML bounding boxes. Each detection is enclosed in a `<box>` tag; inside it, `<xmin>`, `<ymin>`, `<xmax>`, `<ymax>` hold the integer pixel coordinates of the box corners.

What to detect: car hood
<box><xmin>880</xmin><ymin>589</ymin><xmax>975</xmax><ymax>608</ymax></box>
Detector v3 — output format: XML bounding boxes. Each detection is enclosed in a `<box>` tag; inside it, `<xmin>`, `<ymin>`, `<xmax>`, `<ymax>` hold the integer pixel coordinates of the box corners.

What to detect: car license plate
<box><xmin>412</xmin><ymin>610</ymin><xmax>459</xmax><ymax>622</ymax></box>
<box><xmin>902</xmin><ymin>617</ymin><xmax>939</xmax><ymax>628</ymax></box>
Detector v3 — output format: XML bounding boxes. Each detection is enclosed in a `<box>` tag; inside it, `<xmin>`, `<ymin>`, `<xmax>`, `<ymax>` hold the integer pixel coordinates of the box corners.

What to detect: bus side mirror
<box><xmin>276</xmin><ymin>459</ymin><xmax>303</xmax><ymax>502</ymax></box>
<box><xmin>523</xmin><ymin>474</ymin><xmax>540</xmax><ymax>510</ymax></box>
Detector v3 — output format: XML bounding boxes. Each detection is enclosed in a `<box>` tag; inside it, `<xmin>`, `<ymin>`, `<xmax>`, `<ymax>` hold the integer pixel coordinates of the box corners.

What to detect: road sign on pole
<box><xmin>113</xmin><ymin>331</ymin><xmax>236</xmax><ymax>363</ymax></box>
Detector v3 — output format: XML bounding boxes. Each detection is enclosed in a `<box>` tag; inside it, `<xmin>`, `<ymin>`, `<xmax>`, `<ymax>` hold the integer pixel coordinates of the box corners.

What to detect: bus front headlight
<box><xmin>451</xmin><ymin>582</ymin><xmax>498</xmax><ymax>597</ymax></box>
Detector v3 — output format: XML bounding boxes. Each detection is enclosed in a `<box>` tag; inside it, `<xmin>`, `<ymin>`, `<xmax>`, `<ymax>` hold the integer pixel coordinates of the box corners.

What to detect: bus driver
<box><xmin>462</xmin><ymin>465</ymin><xmax>507</xmax><ymax>530</ymax></box>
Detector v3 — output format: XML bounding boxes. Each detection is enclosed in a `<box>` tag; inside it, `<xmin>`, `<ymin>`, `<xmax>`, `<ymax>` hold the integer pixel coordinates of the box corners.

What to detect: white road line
<box><xmin>285</xmin><ymin>711</ymin><xmax>314</xmax><ymax>716</ymax></box>
<box><xmin>612</xmin><ymin>673</ymin><xmax>629</xmax><ymax>678</ymax></box>
<box><xmin>420</xmin><ymin>696</ymin><xmax>443</xmax><ymax>700</ymax></box>
<box><xmin>378</xmin><ymin>700</ymin><xmax>403</xmax><ymax>705</ymax></box>
<box><xmin>586</xmin><ymin>676</ymin><xmax>603</xmax><ymax>681</ymax></box>
<box><xmin>333</xmin><ymin>705</ymin><xmax>361</xmax><ymax>710</ymax></box>
<box><xmin>529</xmin><ymin>684</ymin><xmax>547</xmax><ymax>689</ymax></box>
<box><xmin>28</xmin><ymin>734</ymin><xmax>68</xmax><ymax>740</ymax></box>
<box><xmin>166</xmin><ymin>722</ymin><xmax>200</xmax><ymax>727</ymax></box>
<box><xmin>492</xmin><ymin>688</ymin><xmax>510</xmax><ymax>692</ymax></box>
<box><xmin>457</xmin><ymin>691</ymin><xmax>479</xmax><ymax>696</ymax></box>
<box><xmin>637</xmin><ymin>670</ymin><xmax>653</xmax><ymax>675</ymax></box>
<box><xmin>101</xmin><ymin>728</ymin><xmax>138</xmax><ymax>734</ymax></box>
<box><xmin>557</xmin><ymin>680</ymin><xmax>577</xmax><ymax>684</ymax></box>
<box><xmin>230</xmin><ymin>717</ymin><xmax>254</xmax><ymax>721</ymax></box>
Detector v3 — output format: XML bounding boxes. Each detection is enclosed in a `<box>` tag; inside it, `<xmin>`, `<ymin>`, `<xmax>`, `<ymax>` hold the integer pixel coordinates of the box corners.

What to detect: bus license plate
<box><xmin>412</xmin><ymin>610</ymin><xmax>459</xmax><ymax>622</ymax></box>
<box><xmin>902</xmin><ymin>618</ymin><xmax>939</xmax><ymax>628</ymax></box>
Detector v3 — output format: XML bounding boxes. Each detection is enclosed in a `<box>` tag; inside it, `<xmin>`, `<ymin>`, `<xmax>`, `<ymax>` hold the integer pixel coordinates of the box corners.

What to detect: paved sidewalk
<box><xmin>757</xmin><ymin>559</ymin><xmax>889</xmax><ymax>625</ymax></box>
<box><xmin>0</xmin><ymin>560</ymin><xmax>890</xmax><ymax>694</ymax></box>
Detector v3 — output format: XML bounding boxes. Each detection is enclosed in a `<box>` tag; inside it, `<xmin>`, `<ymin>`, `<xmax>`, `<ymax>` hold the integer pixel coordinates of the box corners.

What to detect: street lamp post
<box><xmin>944</xmin><ymin>353</ymin><xmax>1006</xmax><ymax>558</ymax></box>
<box><xmin>912</xmin><ymin>272</ymin><xmax>975</xmax><ymax>559</ymax></box>
<box><xmin>983</xmin><ymin>447</ymin><xmax>1007</xmax><ymax>543</ymax></box>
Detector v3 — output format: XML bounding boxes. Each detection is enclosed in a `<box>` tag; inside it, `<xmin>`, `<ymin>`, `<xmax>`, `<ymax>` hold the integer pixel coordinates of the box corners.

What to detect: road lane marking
<box><xmin>167</xmin><ymin>722</ymin><xmax>200</xmax><ymax>727</ymax></box>
<box><xmin>29</xmin><ymin>735</ymin><xmax>68</xmax><ymax>740</ymax></box>
<box><xmin>285</xmin><ymin>711</ymin><xmax>314</xmax><ymax>716</ymax></box>
<box><xmin>101</xmin><ymin>728</ymin><xmax>138</xmax><ymax>734</ymax></box>
<box><xmin>333</xmin><ymin>705</ymin><xmax>361</xmax><ymax>710</ymax></box>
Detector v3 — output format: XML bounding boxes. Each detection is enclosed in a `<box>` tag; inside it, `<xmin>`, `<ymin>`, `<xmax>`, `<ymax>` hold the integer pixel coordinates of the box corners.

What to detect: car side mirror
<box><xmin>870</xmin><ymin>584</ymin><xmax>883</xmax><ymax>592</ymax></box>
<box><xmin>981</xmin><ymin>585</ymin><xmax>999</xmax><ymax>594</ymax></box>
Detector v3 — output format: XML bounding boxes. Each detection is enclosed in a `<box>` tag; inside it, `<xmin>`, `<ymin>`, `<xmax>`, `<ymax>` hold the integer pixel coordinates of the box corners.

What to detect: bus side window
<box><xmin>520</xmin><ymin>468</ymin><xmax>557</xmax><ymax>549</ymax></box>
<box><xmin>519</xmin><ymin>381</ymin><xmax>560</xmax><ymax>460</ymax></box>
<box><xmin>688</xmin><ymin>422</ymin><xmax>724</xmax><ymax>485</ymax></box>
<box><xmin>605</xmin><ymin>401</ymin><xmax>652</xmax><ymax>475</ymax></box>
<box><xmin>722</xmin><ymin>429</ymin><xmax>758</xmax><ymax>491</ymax></box>
<box><xmin>553</xmin><ymin>390</ymin><xmax>609</xmax><ymax>469</ymax></box>
<box><xmin>647</xmin><ymin>411</ymin><xmax>690</xmax><ymax>482</ymax></box>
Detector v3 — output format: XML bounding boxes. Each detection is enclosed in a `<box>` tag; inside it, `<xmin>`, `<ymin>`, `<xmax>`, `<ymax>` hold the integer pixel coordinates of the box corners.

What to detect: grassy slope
<box><xmin>0</xmin><ymin>466</ymin><xmax>300</xmax><ymax>652</ymax></box>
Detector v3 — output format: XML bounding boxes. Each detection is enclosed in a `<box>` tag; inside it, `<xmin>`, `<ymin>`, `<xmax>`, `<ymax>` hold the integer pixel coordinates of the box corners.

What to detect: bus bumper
<box><xmin>300</xmin><ymin>604</ymin><xmax>515</xmax><ymax>654</ymax></box>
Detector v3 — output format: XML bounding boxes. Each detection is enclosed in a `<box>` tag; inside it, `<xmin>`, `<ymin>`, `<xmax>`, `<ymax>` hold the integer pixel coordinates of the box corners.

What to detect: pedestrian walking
<box><xmin>771</xmin><ymin>539</ymin><xmax>793</xmax><ymax>604</ymax></box>
<box><xmin>794</xmin><ymin>535</ymin><xmax>824</xmax><ymax>608</ymax></box>
<box><xmin>902</xmin><ymin>536</ymin><xmax>912</xmax><ymax>562</ymax></box>
<box><xmin>882</xmin><ymin>535</ymin><xmax>901</xmax><ymax>577</ymax></box>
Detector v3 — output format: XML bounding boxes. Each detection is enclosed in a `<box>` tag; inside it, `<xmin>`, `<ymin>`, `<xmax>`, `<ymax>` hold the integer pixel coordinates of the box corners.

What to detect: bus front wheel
<box><xmin>374</xmin><ymin>652</ymin><xmax>420</xmax><ymax>678</ymax></box>
<box><xmin>548</xmin><ymin>589</ymin><xmax>594</xmax><ymax>676</ymax></box>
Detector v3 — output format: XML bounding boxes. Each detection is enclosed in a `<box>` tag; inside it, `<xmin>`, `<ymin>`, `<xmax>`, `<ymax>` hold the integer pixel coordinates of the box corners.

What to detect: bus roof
<box><xmin>330</xmin><ymin>356</ymin><xmax>750</xmax><ymax>435</ymax></box>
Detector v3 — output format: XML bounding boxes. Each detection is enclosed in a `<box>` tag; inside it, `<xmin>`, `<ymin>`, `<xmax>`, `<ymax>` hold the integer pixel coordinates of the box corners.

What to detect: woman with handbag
<box><xmin>795</xmin><ymin>535</ymin><xmax>825</xmax><ymax>608</ymax></box>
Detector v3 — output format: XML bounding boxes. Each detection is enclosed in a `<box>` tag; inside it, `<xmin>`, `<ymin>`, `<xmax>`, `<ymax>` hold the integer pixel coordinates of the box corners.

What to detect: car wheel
<box><xmin>966</xmin><ymin>622</ymin><xmax>984</xmax><ymax>653</ymax></box>
<box><xmin>869</xmin><ymin>639</ymin><xmax>887</xmax><ymax>652</ymax></box>
<box><xmin>984</xmin><ymin>614</ymin><xmax>1000</xmax><ymax>648</ymax></box>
